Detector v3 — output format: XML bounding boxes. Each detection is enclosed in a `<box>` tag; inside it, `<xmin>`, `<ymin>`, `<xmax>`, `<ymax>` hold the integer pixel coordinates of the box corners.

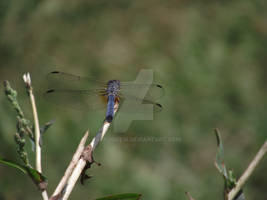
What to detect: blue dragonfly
<box><xmin>45</xmin><ymin>71</ymin><xmax>164</xmax><ymax>122</ymax></box>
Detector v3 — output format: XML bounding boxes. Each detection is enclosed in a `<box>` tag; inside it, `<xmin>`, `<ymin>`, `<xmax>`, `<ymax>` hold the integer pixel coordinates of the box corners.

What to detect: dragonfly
<box><xmin>45</xmin><ymin>71</ymin><xmax>164</xmax><ymax>122</ymax></box>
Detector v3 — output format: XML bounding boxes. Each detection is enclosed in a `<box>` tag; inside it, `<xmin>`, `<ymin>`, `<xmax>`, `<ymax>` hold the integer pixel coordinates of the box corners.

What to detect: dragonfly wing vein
<box><xmin>44</xmin><ymin>89</ymin><xmax>107</xmax><ymax>111</ymax></box>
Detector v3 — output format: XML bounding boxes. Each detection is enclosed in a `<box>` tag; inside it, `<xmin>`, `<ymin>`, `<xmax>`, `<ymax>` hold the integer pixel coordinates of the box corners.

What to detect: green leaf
<box><xmin>95</xmin><ymin>193</ymin><xmax>142</xmax><ymax>200</ymax></box>
<box><xmin>0</xmin><ymin>156</ymin><xmax>47</xmax><ymax>190</ymax></box>
<box><xmin>214</xmin><ymin>128</ymin><xmax>228</xmax><ymax>180</ymax></box>
<box><xmin>0</xmin><ymin>156</ymin><xmax>27</xmax><ymax>173</ymax></box>
<box><xmin>40</xmin><ymin>119</ymin><xmax>55</xmax><ymax>135</ymax></box>
<box><xmin>228</xmin><ymin>170</ymin><xmax>237</xmax><ymax>189</ymax></box>
<box><xmin>38</xmin><ymin>119</ymin><xmax>55</xmax><ymax>147</ymax></box>
<box><xmin>214</xmin><ymin>129</ymin><xmax>246</xmax><ymax>200</ymax></box>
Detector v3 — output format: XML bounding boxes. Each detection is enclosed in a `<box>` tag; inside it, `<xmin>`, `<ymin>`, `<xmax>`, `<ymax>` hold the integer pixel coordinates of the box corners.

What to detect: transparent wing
<box><xmin>142</xmin><ymin>99</ymin><xmax>163</xmax><ymax>113</ymax></box>
<box><xmin>47</xmin><ymin>71</ymin><xmax>164</xmax><ymax>100</ymax></box>
<box><xmin>119</xmin><ymin>82</ymin><xmax>164</xmax><ymax>101</ymax></box>
<box><xmin>118</xmin><ymin>94</ymin><xmax>163</xmax><ymax>114</ymax></box>
<box><xmin>44</xmin><ymin>71</ymin><xmax>164</xmax><ymax>113</ymax></box>
<box><xmin>44</xmin><ymin>89</ymin><xmax>107</xmax><ymax>111</ymax></box>
<box><xmin>44</xmin><ymin>88</ymin><xmax>162</xmax><ymax>113</ymax></box>
<box><xmin>46</xmin><ymin>71</ymin><xmax>107</xmax><ymax>89</ymax></box>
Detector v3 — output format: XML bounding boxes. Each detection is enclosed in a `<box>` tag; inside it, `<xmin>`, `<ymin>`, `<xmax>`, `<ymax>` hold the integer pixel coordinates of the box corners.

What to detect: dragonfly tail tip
<box><xmin>106</xmin><ymin>115</ymin><xmax>113</xmax><ymax>123</ymax></box>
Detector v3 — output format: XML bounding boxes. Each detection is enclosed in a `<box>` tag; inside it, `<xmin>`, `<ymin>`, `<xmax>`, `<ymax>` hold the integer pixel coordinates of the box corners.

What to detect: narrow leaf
<box><xmin>214</xmin><ymin>129</ymin><xmax>246</xmax><ymax>200</ymax></box>
<box><xmin>0</xmin><ymin>157</ymin><xmax>47</xmax><ymax>190</ymax></box>
<box><xmin>0</xmin><ymin>156</ymin><xmax>27</xmax><ymax>173</ymax></box>
<box><xmin>214</xmin><ymin>128</ymin><xmax>228</xmax><ymax>179</ymax></box>
<box><xmin>40</xmin><ymin>119</ymin><xmax>55</xmax><ymax>135</ymax></box>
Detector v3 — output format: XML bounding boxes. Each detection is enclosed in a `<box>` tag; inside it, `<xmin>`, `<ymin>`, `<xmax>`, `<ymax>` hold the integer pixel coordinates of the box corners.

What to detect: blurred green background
<box><xmin>0</xmin><ymin>0</ymin><xmax>267</xmax><ymax>199</ymax></box>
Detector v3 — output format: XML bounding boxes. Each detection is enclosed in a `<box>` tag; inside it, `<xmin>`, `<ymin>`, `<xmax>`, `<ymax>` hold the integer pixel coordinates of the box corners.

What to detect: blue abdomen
<box><xmin>105</xmin><ymin>95</ymin><xmax>115</xmax><ymax>122</ymax></box>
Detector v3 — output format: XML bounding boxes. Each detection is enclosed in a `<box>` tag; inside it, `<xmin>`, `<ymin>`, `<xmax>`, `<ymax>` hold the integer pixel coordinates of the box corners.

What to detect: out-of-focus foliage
<box><xmin>95</xmin><ymin>193</ymin><xmax>141</xmax><ymax>200</ymax></box>
<box><xmin>0</xmin><ymin>0</ymin><xmax>266</xmax><ymax>200</ymax></box>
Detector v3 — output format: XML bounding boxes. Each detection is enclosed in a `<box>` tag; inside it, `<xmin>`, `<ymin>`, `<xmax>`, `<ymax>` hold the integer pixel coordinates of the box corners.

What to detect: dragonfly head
<box><xmin>107</xmin><ymin>80</ymin><xmax>120</xmax><ymax>96</ymax></box>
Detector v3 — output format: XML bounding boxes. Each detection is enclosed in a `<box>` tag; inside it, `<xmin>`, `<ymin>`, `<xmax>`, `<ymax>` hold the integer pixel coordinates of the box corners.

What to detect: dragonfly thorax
<box><xmin>106</xmin><ymin>80</ymin><xmax>120</xmax><ymax>96</ymax></box>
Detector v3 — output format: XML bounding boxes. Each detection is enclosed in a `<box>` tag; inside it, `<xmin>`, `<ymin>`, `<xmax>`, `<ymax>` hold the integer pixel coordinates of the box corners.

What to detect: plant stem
<box><xmin>52</xmin><ymin>131</ymin><xmax>89</xmax><ymax>197</ymax></box>
<box><xmin>52</xmin><ymin>103</ymin><xmax>119</xmax><ymax>200</ymax></box>
<box><xmin>23</xmin><ymin>73</ymin><xmax>49</xmax><ymax>200</ymax></box>
<box><xmin>29</xmin><ymin>88</ymin><xmax>42</xmax><ymax>172</ymax></box>
<box><xmin>227</xmin><ymin>140</ymin><xmax>267</xmax><ymax>200</ymax></box>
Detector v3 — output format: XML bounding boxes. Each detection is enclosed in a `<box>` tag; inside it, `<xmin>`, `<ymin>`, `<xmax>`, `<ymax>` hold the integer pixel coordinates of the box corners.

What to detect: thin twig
<box><xmin>227</xmin><ymin>140</ymin><xmax>267</xmax><ymax>200</ymax></box>
<box><xmin>61</xmin><ymin>159</ymin><xmax>87</xmax><ymax>200</ymax></box>
<box><xmin>90</xmin><ymin>120</ymin><xmax>113</xmax><ymax>151</ymax></box>
<box><xmin>23</xmin><ymin>73</ymin><xmax>49</xmax><ymax>200</ymax></box>
<box><xmin>51</xmin><ymin>131</ymin><xmax>89</xmax><ymax>197</ymax></box>
<box><xmin>56</xmin><ymin>103</ymin><xmax>119</xmax><ymax>200</ymax></box>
